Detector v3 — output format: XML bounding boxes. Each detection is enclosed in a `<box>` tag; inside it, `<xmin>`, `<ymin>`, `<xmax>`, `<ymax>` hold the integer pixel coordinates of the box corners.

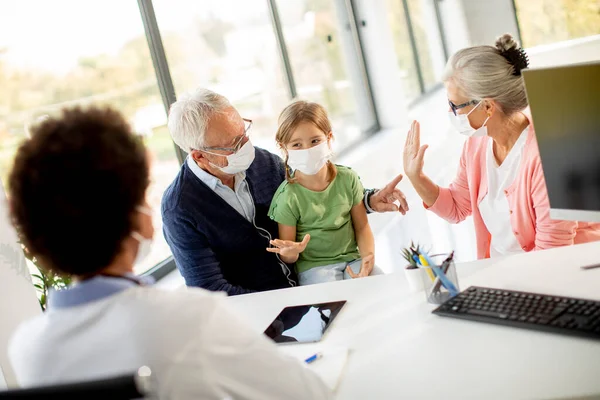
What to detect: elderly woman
<box><xmin>403</xmin><ymin>34</ymin><xmax>600</xmax><ymax>259</ymax></box>
<box><xmin>7</xmin><ymin>106</ymin><xmax>331</xmax><ymax>399</ymax></box>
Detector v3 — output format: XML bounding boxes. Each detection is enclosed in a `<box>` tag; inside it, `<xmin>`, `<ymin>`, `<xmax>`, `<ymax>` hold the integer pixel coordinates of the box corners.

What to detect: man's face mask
<box><xmin>209</xmin><ymin>140</ymin><xmax>256</xmax><ymax>175</ymax></box>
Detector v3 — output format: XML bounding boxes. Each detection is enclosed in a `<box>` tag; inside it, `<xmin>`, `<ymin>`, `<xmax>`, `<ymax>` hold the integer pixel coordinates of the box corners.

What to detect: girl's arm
<box><xmin>266</xmin><ymin>224</ymin><xmax>310</xmax><ymax>263</ymax></box>
<box><xmin>350</xmin><ymin>202</ymin><xmax>375</xmax><ymax>276</ymax></box>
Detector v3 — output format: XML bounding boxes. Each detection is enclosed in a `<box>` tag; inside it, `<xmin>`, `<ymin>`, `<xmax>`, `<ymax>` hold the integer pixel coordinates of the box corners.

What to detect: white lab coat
<box><xmin>8</xmin><ymin>286</ymin><xmax>332</xmax><ymax>399</ymax></box>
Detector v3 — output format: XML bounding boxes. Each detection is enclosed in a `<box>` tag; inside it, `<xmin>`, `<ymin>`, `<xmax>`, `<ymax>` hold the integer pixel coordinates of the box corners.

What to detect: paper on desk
<box><xmin>279</xmin><ymin>345</ymin><xmax>349</xmax><ymax>391</ymax></box>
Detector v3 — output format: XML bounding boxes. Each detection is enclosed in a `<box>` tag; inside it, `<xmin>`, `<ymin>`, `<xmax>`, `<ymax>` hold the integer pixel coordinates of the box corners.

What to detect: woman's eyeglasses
<box><xmin>198</xmin><ymin>118</ymin><xmax>252</xmax><ymax>154</ymax></box>
<box><xmin>448</xmin><ymin>99</ymin><xmax>479</xmax><ymax>116</ymax></box>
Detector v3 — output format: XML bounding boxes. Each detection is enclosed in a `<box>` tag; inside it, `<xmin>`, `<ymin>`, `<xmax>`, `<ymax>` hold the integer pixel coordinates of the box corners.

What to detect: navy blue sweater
<box><xmin>161</xmin><ymin>148</ymin><xmax>297</xmax><ymax>296</ymax></box>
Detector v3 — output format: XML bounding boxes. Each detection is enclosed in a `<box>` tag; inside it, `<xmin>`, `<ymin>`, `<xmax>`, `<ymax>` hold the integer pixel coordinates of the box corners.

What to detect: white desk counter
<box><xmin>227</xmin><ymin>242</ymin><xmax>600</xmax><ymax>399</ymax></box>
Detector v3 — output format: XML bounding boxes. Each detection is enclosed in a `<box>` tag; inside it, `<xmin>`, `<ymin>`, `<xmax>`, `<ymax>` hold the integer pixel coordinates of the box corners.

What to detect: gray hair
<box><xmin>443</xmin><ymin>33</ymin><xmax>528</xmax><ymax>116</ymax></box>
<box><xmin>167</xmin><ymin>88</ymin><xmax>232</xmax><ymax>152</ymax></box>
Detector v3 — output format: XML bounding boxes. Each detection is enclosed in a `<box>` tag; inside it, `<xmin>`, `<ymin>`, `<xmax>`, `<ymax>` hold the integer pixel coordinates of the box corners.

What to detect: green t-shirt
<box><xmin>268</xmin><ymin>165</ymin><xmax>364</xmax><ymax>273</ymax></box>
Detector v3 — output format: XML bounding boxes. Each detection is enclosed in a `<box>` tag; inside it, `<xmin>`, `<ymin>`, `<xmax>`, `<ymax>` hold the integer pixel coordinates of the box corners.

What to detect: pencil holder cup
<box><xmin>420</xmin><ymin>254</ymin><xmax>460</xmax><ymax>305</ymax></box>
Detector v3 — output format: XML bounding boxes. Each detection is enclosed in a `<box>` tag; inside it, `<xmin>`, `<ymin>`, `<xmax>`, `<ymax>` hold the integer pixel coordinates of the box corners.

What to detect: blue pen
<box><xmin>305</xmin><ymin>353</ymin><xmax>322</xmax><ymax>364</ymax></box>
<box><xmin>422</xmin><ymin>252</ymin><xmax>458</xmax><ymax>296</ymax></box>
<box><xmin>430</xmin><ymin>265</ymin><xmax>459</xmax><ymax>296</ymax></box>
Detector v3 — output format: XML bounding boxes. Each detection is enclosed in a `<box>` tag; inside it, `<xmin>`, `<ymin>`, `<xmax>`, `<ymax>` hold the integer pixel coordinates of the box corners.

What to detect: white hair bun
<box><xmin>495</xmin><ymin>33</ymin><xmax>519</xmax><ymax>53</ymax></box>
<box><xmin>495</xmin><ymin>33</ymin><xmax>528</xmax><ymax>76</ymax></box>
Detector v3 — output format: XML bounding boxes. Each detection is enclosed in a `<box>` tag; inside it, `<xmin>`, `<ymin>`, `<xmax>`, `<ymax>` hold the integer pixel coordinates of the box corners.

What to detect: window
<box><xmin>385</xmin><ymin>0</ymin><xmax>447</xmax><ymax>99</ymax></box>
<box><xmin>0</xmin><ymin>0</ymin><xmax>180</xmax><ymax>274</ymax></box>
<box><xmin>406</xmin><ymin>0</ymin><xmax>445</xmax><ymax>91</ymax></box>
<box><xmin>277</xmin><ymin>0</ymin><xmax>377</xmax><ymax>149</ymax></box>
<box><xmin>515</xmin><ymin>0</ymin><xmax>600</xmax><ymax>47</ymax></box>
<box><xmin>385</xmin><ymin>0</ymin><xmax>422</xmax><ymax>100</ymax></box>
<box><xmin>153</xmin><ymin>0</ymin><xmax>290</xmax><ymax>154</ymax></box>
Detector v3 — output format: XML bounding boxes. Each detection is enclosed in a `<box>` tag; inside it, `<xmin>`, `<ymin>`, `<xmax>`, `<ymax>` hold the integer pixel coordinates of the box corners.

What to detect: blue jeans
<box><xmin>298</xmin><ymin>259</ymin><xmax>382</xmax><ymax>286</ymax></box>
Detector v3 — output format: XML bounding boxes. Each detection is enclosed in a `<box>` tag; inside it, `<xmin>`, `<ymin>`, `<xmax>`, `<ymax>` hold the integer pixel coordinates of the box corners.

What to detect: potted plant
<box><xmin>401</xmin><ymin>242</ymin><xmax>424</xmax><ymax>292</ymax></box>
<box><xmin>22</xmin><ymin>246</ymin><xmax>71</xmax><ymax>311</ymax></box>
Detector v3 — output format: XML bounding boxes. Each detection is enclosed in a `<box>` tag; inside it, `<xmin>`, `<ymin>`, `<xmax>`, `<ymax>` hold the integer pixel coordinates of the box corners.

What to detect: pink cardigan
<box><xmin>427</xmin><ymin>111</ymin><xmax>600</xmax><ymax>259</ymax></box>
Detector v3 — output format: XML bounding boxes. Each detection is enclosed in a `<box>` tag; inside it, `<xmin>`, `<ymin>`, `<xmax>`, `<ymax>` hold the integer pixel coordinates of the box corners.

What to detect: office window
<box><xmin>385</xmin><ymin>0</ymin><xmax>422</xmax><ymax>100</ymax></box>
<box><xmin>153</xmin><ymin>0</ymin><xmax>290</xmax><ymax>154</ymax></box>
<box><xmin>0</xmin><ymin>0</ymin><xmax>180</xmax><ymax>274</ymax></box>
<box><xmin>385</xmin><ymin>0</ymin><xmax>447</xmax><ymax>99</ymax></box>
<box><xmin>515</xmin><ymin>0</ymin><xmax>600</xmax><ymax>47</ymax></box>
<box><xmin>406</xmin><ymin>0</ymin><xmax>444</xmax><ymax>90</ymax></box>
<box><xmin>276</xmin><ymin>0</ymin><xmax>377</xmax><ymax>149</ymax></box>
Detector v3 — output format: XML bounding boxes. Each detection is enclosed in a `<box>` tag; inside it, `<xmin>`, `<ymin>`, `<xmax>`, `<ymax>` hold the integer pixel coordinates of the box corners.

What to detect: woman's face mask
<box><xmin>448</xmin><ymin>100</ymin><xmax>491</xmax><ymax>137</ymax></box>
<box><xmin>286</xmin><ymin>141</ymin><xmax>332</xmax><ymax>175</ymax></box>
<box><xmin>131</xmin><ymin>206</ymin><xmax>153</xmax><ymax>266</ymax></box>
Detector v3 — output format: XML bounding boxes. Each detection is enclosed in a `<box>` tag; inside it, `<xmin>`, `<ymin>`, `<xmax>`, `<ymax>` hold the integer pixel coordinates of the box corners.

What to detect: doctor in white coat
<box><xmin>7</xmin><ymin>106</ymin><xmax>331</xmax><ymax>400</ymax></box>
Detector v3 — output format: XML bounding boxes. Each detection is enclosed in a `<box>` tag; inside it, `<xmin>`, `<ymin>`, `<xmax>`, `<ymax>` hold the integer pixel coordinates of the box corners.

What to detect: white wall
<box><xmin>460</xmin><ymin>0</ymin><xmax>521</xmax><ymax>45</ymax></box>
<box><xmin>438</xmin><ymin>0</ymin><xmax>520</xmax><ymax>50</ymax></box>
<box><xmin>527</xmin><ymin>35</ymin><xmax>600</xmax><ymax>68</ymax></box>
<box><xmin>353</xmin><ymin>0</ymin><xmax>409</xmax><ymax>130</ymax></box>
<box><xmin>0</xmin><ymin>182</ymin><xmax>41</xmax><ymax>388</ymax></box>
<box><xmin>437</xmin><ymin>0</ymin><xmax>471</xmax><ymax>53</ymax></box>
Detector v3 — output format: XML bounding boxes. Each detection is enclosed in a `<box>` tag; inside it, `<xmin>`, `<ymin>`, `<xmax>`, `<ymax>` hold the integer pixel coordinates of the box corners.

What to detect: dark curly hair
<box><xmin>8</xmin><ymin>106</ymin><xmax>149</xmax><ymax>276</ymax></box>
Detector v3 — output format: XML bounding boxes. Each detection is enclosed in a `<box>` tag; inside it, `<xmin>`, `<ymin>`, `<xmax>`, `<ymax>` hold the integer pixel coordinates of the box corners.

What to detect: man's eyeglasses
<box><xmin>198</xmin><ymin>118</ymin><xmax>252</xmax><ymax>154</ymax></box>
<box><xmin>448</xmin><ymin>99</ymin><xmax>479</xmax><ymax>116</ymax></box>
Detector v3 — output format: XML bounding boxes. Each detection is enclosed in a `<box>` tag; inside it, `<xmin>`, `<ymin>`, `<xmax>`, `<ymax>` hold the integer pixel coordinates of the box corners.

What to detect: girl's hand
<box><xmin>403</xmin><ymin>120</ymin><xmax>429</xmax><ymax>181</ymax></box>
<box><xmin>267</xmin><ymin>234</ymin><xmax>311</xmax><ymax>258</ymax></box>
<box><xmin>346</xmin><ymin>254</ymin><xmax>374</xmax><ymax>278</ymax></box>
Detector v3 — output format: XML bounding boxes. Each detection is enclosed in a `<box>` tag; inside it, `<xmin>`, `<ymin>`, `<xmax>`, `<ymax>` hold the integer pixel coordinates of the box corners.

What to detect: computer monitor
<box><xmin>523</xmin><ymin>62</ymin><xmax>600</xmax><ymax>223</ymax></box>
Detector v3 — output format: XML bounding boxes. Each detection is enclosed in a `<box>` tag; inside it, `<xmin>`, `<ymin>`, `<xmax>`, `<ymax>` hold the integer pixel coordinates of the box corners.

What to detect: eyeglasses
<box><xmin>197</xmin><ymin>118</ymin><xmax>252</xmax><ymax>154</ymax></box>
<box><xmin>448</xmin><ymin>99</ymin><xmax>479</xmax><ymax>116</ymax></box>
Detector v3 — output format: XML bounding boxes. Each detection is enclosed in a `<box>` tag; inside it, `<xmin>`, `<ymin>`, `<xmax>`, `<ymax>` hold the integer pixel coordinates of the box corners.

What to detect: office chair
<box><xmin>0</xmin><ymin>366</ymin><xmax>153</xmax><ymax>399</ymax></box>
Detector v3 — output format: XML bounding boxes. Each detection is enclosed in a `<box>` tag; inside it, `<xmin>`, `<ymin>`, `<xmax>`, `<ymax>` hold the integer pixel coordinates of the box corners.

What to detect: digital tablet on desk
<box><xmin>263</xmin><ymin>301</ymin><xmax>347</xmax><ymax>344</ymax></box>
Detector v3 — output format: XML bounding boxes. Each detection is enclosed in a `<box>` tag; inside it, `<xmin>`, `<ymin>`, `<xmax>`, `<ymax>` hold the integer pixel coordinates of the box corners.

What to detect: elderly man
<box><xmin>162</xmin><ymin>88</ymin><xmax>408</xmax><ymax>295</ymax></box>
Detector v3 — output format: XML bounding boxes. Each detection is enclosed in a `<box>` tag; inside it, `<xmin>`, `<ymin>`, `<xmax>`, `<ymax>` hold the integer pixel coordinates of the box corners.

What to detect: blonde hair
<box><xmin>443</xmin><ymin>33</ymin><xmax>529</xmax><ymax>116</ymax></box>
<box><xmin>275</xmin><ymin>100</ymin><xmax>336</xmax><ymax>183</ymax></box>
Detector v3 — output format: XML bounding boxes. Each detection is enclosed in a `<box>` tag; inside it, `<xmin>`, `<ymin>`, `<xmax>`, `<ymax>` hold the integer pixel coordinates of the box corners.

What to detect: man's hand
<box><xmin>346</xmin><ymin>254</ymin><xmax>374</xmax><ymax>278</ymax></box>
<box><xmin>267</xmin><ymin>234</ymin><xmax>311</xmax><ymax>260</ymax></box>
<box><xmin>369</xmin><ymin>174</ymin><xmax>409</xmax><ymax>214</ymax></box>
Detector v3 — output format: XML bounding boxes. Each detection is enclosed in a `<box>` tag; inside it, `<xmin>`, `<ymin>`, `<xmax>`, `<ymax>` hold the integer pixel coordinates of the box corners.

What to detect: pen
<box><xmin>305</xmin><ymin>353</ymin><xmax>322</xmax><ymax>364</ymax></box>
<box><xmin>581</xmin><ymin>263</ymin><xmax>600</xmax><ymax>270</ymax></box>
<box><xmin>429</xmin><ymin>260</ymin><xmax>448</xmax><ymax>294</ymax></box>
<box><xmin>431</xmin><ymin>265</ymin><xmax>459</xmax><ymax>296</ymax></box>
<box><xmin>418</xmin><ymin>254</ymin><xmax>436</xmax><ymax>281</ymax></box>
<box><xmin>420</xmin><ymin>253</ymin><xmax>435</xmax><ymax>267</ymax></box>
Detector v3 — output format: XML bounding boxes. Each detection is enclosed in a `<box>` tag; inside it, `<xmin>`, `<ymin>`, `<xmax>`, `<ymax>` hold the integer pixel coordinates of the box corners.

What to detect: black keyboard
<box><xmin>433</xmin><ymin>286</ymin><xmax>600</xmax><ymax>340</ymax></box>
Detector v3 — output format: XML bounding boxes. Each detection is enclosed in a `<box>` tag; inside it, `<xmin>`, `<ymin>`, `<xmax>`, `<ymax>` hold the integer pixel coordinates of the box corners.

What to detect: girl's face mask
<box><xmin>286</xmin><ymin>141</ymin><xmax>332</xmax><ymax>175</ymax></box>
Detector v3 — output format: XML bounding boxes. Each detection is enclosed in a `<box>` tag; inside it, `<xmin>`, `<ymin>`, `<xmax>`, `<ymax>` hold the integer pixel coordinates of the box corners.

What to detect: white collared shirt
<box><xmin>187</xmin><ymin>156</ymin><xmax>255</xmax><ymax>221</ymax></box>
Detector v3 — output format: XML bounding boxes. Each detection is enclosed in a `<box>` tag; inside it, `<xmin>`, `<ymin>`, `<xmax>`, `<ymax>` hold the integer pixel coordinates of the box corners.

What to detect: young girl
<box><xmin>267</xmin><ymin>100</ymin><xmax>375</xmax><ymax>286</ymax></box>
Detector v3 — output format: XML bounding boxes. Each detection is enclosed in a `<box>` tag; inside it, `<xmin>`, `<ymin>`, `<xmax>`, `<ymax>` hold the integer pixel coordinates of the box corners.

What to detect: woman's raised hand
<box><xmin>403</xmin><ymin>120</ymin><xmax>429</xmax><ymax>181</ymax></box>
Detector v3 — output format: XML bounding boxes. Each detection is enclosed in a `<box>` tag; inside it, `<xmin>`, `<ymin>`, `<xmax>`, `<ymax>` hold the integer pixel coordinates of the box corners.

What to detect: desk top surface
<box><xmin>227</xmin><ymin>242</ymin><xmax>600</xmax><ymax>400</ymax></box>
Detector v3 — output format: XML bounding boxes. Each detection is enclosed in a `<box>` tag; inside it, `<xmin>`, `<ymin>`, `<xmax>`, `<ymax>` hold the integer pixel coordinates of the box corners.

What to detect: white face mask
<box><xmin>131</xmin><ymin>206</ymin><xmax>153</xmax><ymax>266</ymax></box>
<box><xmin>448</xmin><ymin>101</ymin><xmax>490</xmax><ymax>137</ymax></box>
<box><xmin>286</xmin><ymin>141</ymin><xmax>332</xmax><ymax>176</ymax></box>
<box><xmin>209</xmin><ymin>140</ymin><xmax>256</xmax><ymax>175</ymax></box>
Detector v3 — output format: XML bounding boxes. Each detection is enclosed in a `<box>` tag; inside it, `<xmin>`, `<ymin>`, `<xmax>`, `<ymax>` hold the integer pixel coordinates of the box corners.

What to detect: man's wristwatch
<box><xmin>364</xmin><ymin>188</ymin><xmax>378</xmax><ymax>214</ymax></box>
